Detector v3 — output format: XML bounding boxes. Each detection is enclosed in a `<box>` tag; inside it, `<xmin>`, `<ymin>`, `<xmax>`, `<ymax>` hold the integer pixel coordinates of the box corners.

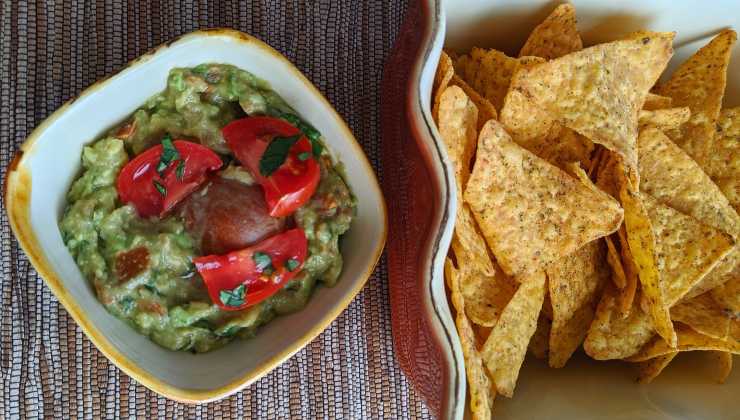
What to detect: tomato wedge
<box><xmin>117</xmin><ymin>140</ymin><xmax>222</xmax><ymax>217</ymax></box>
<box><xmin>193</xmin><ymin>229</ymin><xmax>308</xmax><ymax>311</ymax></box>
<box><xmin>222</xmin><ymin>117</ymin><xmax>320</xmax><ymax>217</ymax></box>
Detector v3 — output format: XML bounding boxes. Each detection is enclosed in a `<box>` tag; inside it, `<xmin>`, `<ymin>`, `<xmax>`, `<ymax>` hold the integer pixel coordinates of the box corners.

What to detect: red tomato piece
<box><xmin>222</xmin><ymin>117</ymin><xmax>320</xmax><ymax>217</ymax></box>
<box><xmin>116</xmin><ymin>140</ymin><xmax>222</xmax><ymax>217</ymax></box>
<box><xmin>193</xmin><ymin>228</ymin><xmax>308</xmax><ymax>311</ymax></box>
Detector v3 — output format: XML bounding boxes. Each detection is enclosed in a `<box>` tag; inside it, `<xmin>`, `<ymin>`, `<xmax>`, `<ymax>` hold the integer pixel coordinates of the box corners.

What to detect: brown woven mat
<box><xmin>0</xmin><ymin>1</ymin><xmax>432</xmax><ymax>418</ymax></box>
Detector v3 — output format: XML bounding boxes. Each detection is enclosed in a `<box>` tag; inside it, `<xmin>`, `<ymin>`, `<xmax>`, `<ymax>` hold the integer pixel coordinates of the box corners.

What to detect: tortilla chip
<box><xmin>450</xmin><ymin>75</ymin><xmax>498</xmax><ymax>130</ymax></box>
<box><xmin>445</xmin><ymin>259</ymin><xmax>496</xmax><ymax>420</ymax></box>
<box><xmin>432</xmin><ymin>51</ymin><xmax>455</xmax><ymax>122</ymax></box>
<box><xmin>458</xmin><ymin>255</ymin><xmax>518</xmax><ymax>327</ymax></box>
<box><xmin>617</xmin><ymin>226</ymin><xmax>640</xmax><ymax>318</ymax></box>
<box><xmin>619</xmin><ymin>179</ymin><xmax>676</xmax><ymax>347</ymax></box>
<box><xmin>638</xmin><ymin>107</ymin><xmax>691</xmax><ymax>130</ymax></box>
<box><xmin>626</xmin><ymin>323</ymin><xmax>740</xmax><ymax>362</ymax></box>
<box><xmin>671</xmin><ymin>293</ymin><xmax>731</xmax><ymax>340</ymax></box>
<box><xmin>455</xmin><ymin>47</ymin><xmax>520</xmax><ymax>112</ymax></box>
<box><xmin>655</xmin><ymin>29</ymin><xmax>736</xmax><ymax>164</ymax></box>
<box><xmin>702</xmin><ymin>108</ymin><xmax>740</xmax><ymax>214</ymax></box>
<box><xmin>635</xmin><ymin>352</ymin><xmax>678</xmax><ymax>384</ymax></box>
<box><xmin>519</xmin><ymin>3</ymin><xmax>582</xmax><ymax>60</ymax></box>
<box><xmin>438</xmin><ymin>86</ymin><xmax>479</xmax><ymax>188</ymax></box>
<box><xmin>638</xmin><ymin>126</ymin><xmax>740</xmax><ymax>297</ymax></box>
<box><xmin>709</xmin><ymin>351</ymin><xmax>733</xmax><ymax>384</ymax></box>
<box><xmin>643</xmin><ymin>93</ymin><xmax>672</xmax><ymax>110</ymax></box>
<box><xmin>605</xmin><ymin>236</ymin><xmax>627</xmax><ymax>289</ymax></box>
<box><xmin>529</xmin><ymin>313</ymin><xmax>552</xmax><ymax>360</ymax></box>
<box><xmin>547</xmin><ymin>240</ymin><xmax>609</xmax><ymax>368</ymax></box>
<box><xmin>465</xmin><ymin>120</ymin><xmax>623</xmax><ymax>276</ymax></box>
<box><xmin>481</xmin><ymin>270</ymin><xmax>546</xmax><ymax>397</ymax></box>
<box><xmin>641</xmin><ymin>194</ymin><xmax>735</xmax><ymax>305</ymax></box>
<box><xmin>512</xmin><ymin>32</ymin><xmax>674</xmax><ymax>175</ymax></box>
<box><xmin>710</xmin><ymin>277</ymin><xmax>740</xmax><ymax>319</ymax></box>
<box><xmin>584</xmin><ymin>288</ymin><xmax>655</xmax><ymax>360</ymax></box>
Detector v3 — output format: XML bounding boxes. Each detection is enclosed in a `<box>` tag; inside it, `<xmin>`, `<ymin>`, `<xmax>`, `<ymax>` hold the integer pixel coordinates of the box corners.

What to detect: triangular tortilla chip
<box><xmin>634</xmin><ymin>351</ymin><xmax>678</xmax><ymax>384</ymax></box>
<box><xmin>643</xmin><ymin>93</ymin><xmax>672</xmax><ymax>110</ymax></box>
<box><xmin>638</xmin><ymin>107</ymin><xmax>691</xmax><ymax>131</ymax></box>
<box><xmin>642</xmin><ymin>194</ymin><xmax>735</xmax><ymax>305</ymax></box>
<box><xmin>519</xmin><ymin>3</ymin><xmax>583</xmax><ymax>60</ymax></box>
<box><xmin>432</xmin><ymin>51</ymin><xmax>454</xmax><ymax>122</ymax></box>
<box><xmin>638</xmin><ymin>126</ymin><xmax>740</xmax><ymax>297</ymax></box>
<box><xmin>445</xmin><ymin>259</ymin><xmax>496</xmax><ymax>420</ymax></box>
<box><xmin>438</xmin><ymin>86</ymin><xmax>479</xmax><ymax>190</ymax></box>
<box><xmin>458</xmin><ymin>249</ymin><xmax>518</xmax><ymax>328</ymax></box>
<box><xmin>709</xmin><ymin>351</ymin><xmax>733</xmax><ymax>384</ymax></box>
<box><xmin>619</xmin><ymin>180</ymin><xmax>676</xmax><ymax>347</ymax></box>
<box><xmin>546</xmin><ymin>240</ymin><xmax>609</xmax><ymax>368</ymax></box>
<box><xmin>605</xmin><ymin>235</ymin><xmax>627</xmax><ymax>289</ymax></box>
<box><xmin>617</xmin><ymin>226</ymin><xmax>640</xmax><ymax>318</ymax></box>
<box><xmin>655</xmin><ymin>29</ymin><xmax>736</xmax><ymax>164</ymax></box>
<box><xmin>702</xmin><ymin>107</ymin><xmax>740</xmax><ymax>214</ymax></box>
<box><xmin>529</xmin><ymin>313</ymin><xmax>552</xmax><ymax>360</ymax></box>
<box><xmin>455</xmin><ymin>47</ymin><xmax>520</xmax><ymax>112</ymax></box>
<box><xmin>626</xmin><ymin>323</ymin><xmax>740</xmax><ymax>362</ymax></box>
<box><xmin>512</xmin><ymin>32</ymin><xmax>674</xmax><ymax>175</ymax></box>
<box><xmin>671</xmin><ymin>293</ymin><xmax>731</xmax><ymax>339</ymax></box>
<box><xmin>584</xmin><ymin>288</ymin><xmax>655</xmax><ymax>360</ymax></box>
<box><xmin>481</xmin><ymin>270</ymin><xmax>546</xmax><ymax>397</ymax></box>
<box><xmin>450</xmin><ymin>75</ymin><xmax>498</xmax><ymax>129</ymax></box>
<box><xmin>465</xmin><ymin>120</ymin><xmax>623</xmax><ymax>276</ymax></box>
<box><xmin>710</xmin><ymin>277</ymin><xmax>740</xmax><ymax>319</ymax></box>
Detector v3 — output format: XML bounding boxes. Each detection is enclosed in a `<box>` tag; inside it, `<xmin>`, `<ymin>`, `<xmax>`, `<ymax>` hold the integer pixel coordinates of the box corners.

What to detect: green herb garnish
<box><xmin>297</xmin><ymin>152</ymin><xmax>311</xmax><ymax>161</ymax></box>
<box><xmin>157</xmin><ymin>134</ymin><xmax>180</xmax><ymax>176</ymax></box>
<box><xmin>153</xmin><ymin>180</ymin><xmax>167</xmax><ymax>196</ymax></box>
<box><xmin>219</xmin><ymin>284</ymin><xmax>246</xmax><ymax>308</ymax></box>
<box><xmin>285</xmin><ymin>258</ymin><xmax>300</xmax><ymax>272</ymax></box>
<box><xmin>176</xmin><ymin>159</ymin><xmax>186</xmax><ymax>180</ymax></box>
<box><xmin>259</xmin><ymin>135</ymin><xmax>301</xmax><ymax>177</ymax></box>
<box><xmin>252</xmin><ymin>251</ymin><xmax>274</xmax><ymax>275</ymax></box>
<box><xmin>272</xmin><ymin>111</ymin><xmax>324</xmax><ymax>157</ymax></box>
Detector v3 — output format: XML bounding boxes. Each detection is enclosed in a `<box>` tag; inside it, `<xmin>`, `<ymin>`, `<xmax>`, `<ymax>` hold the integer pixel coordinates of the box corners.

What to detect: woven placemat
<box><xmin>0</xmin><ymin>1</ymin><xmax>432</xmax><ymax>418</ymax></box>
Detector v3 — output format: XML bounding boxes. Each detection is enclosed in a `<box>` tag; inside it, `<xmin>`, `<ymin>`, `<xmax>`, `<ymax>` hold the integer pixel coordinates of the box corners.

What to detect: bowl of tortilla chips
<box><xmin>395</xmin><ymin>0</ymin><xmax>739</xmax><ymax>418</ymax></box>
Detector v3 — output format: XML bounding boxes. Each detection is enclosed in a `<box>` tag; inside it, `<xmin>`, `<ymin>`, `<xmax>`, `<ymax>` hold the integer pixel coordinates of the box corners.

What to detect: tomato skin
<box><xmin>222</xmin><ymin>117</ymin><xmax>321</xmax><ymax>217</ymax></box>
<box><xmin>116</xmin><ymin>140</ymin><xmax>222</xmax><ymax>217</ymax></box>
<box><xmin>193</xmin><ymin>229</ymin><xmax>308</xmax><ymax>311</ymax></box>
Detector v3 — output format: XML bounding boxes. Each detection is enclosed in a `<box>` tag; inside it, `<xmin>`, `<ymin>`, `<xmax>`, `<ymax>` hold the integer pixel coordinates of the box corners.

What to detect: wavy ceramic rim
<box><xmin>3</xmin><ymin>28</ymin><xmax>387</xmax><ymax>403</ymax></box>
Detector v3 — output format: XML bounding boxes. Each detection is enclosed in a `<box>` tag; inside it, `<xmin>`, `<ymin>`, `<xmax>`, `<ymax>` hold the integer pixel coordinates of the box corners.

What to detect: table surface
<box><xmin>0</xmin><ymin>1</ymin><xmax>433</xmax><ymax>418</ymax></box>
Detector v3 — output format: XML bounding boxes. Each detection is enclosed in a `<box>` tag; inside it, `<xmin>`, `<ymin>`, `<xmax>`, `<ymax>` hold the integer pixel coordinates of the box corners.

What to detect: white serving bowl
<box><xmin>414</xmin><ymin>1</ymin><xmax>738</xmax><ymax>418</ymax></box>
<box><xmin>4</xmin><ymin>29</ymin><xmax>387</xmax><ymax>403</ymax></box>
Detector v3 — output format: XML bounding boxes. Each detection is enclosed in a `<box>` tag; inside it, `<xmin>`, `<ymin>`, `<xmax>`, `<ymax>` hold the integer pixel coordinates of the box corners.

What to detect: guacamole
<box><xmin>60</xmin><ymin>64</ymin><xmax>355</xmax><ymax>353</ymax></box>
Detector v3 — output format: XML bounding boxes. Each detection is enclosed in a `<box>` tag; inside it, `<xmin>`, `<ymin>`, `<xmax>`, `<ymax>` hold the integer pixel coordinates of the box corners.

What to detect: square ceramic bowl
<box><xmin>387</xmin><ymin>0</ymin><xmax>738</xmax><ymax>418</ymax></box>
<box><xmin>4</xmin><ymin>29</ymin><xmax>387</xmax><ymax>403</ymax></box>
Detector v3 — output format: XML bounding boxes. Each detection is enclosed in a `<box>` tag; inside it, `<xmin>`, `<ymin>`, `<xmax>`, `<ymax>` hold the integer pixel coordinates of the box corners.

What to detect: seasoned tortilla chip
<box><xmin>455</xmin><ymin>47</ymin><xmax>520</xmax><ymax>112</ymax></box>
<box><xmin>605</xmin><ymin>236</ymin><xmax>627</xmax><ymax>289</ymax></box>
<box><xmin>438</xmin><ymin>86</ymin><xmax>479</xmax><ymax>188</ymax></box>
<box><xmin>465</xmin><ymin>120</ymin><xmax>623</xmax><ymax>276</ymax></box>
<box><xmin>584</xmin><ymin>288</ymin><xmax>655</xmax><ymax>360</ymax></box>
<box><xmin>481</xmin><ymin>270</ymin><xmax>546</xmax><ymax>397</ymax></box>
<box><xmin>529</xmin><ymin>313</ymin><xmax>552</xmax><ymax>360</ymax></box>
<box><xmin>643</xmin><ymin>93</ymin><xmax>672</xmax><ymax>110</ymax></box>
<box><xmin>635</xmin><ymin>352</ymin><xmax>678</xmax><ymax>384</ymax></box>
<box><xmin>641</xmin><ymin>194</ymin><xmax>735</xmax><ymax>305</ymax></box>
<box><xmin>432</xmin><ymin>51</ymin><xmax>455</xmax><ymax>122</ymax></box>
<box><xmin>671</xmin><ymin>293</ymin><xmax>731</xmax><ymax>339</ymax></box>
<box><xmin>655</xmin><ymin>29</ymin><xmax>736</xmax><ymax>164</ymax></box>
<box><xmin>445</xmin><ymin>259</ymin><xmax>496</xmax><ymax>420</ymax></box>
<box><xmin>512</xmin><ymin>32</ymin><xmax>674</xmax><ymax>174</ymax></box>
<box><xmin>710</xmin><ymin>277</ymin><xmax>740</xmax><ymax>319</ymax></box>
<box><xmin>547</xmin><ymin>240</ymin><xmax>609</xmax><ymax>368</ymax></box>
<box><xmin>638</xmin><ymin>126</ymin><xmax>740</xmax><ymax>297</ymax></box>
<box><xmin>709</xmin><ymin>351</ymin><xmax>733</xmax><ymax>384</ymax></box>
<box><xmin>519</xmin><ymin>3</ymin><xmax>583</xmax><ymax>60</ymax></box>
<box><xmin>450</xmin><ymin>75</ymin><xmax>498</xmax><ymax>130</ymax></box>
<box><xmin>458</xmin><ymin>254</ymin><xmax>518</xmax><ymax>327</ymax></box>
<box><xmin>619</xmin><ymin>180</ymin><xmax>676</xmax><ymax>347</ymax></box>
<box><xmin>626</xmin><ymin>323</ymin><xmax>740</xmax><ymax>362</ymax></box>
<box><xmin>702</xmin><ymin>108</ymin><xmax>740</xmax><ymax>214</ymax></box>
<box><xmin>638</xmin><ymin>107</ymin><xmax>691</xmax><ymax>130</ymax></box>
<box><xmin>617</xmin><ymin>226</ymin><xmax>640</xmax><ymax>318</ymax></box>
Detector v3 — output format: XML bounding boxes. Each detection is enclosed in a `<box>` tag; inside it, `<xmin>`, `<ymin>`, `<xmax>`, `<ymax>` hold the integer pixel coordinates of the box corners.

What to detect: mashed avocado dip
<box><xmin>60</xmin><ymin>64</ymin><xmax>355</xmax><ymax>353</ymax></box>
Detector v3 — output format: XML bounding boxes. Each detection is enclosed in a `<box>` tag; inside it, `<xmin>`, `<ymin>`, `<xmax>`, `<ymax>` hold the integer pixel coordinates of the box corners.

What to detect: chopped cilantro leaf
<box><xmin>259</xmin><ymin>135</ymin><xmax>301</xmax><ymax>177</ymax></box>
<box><xmin>285</xmin><ymin>258</ymin><xmax>300</xmax><ymax>272</ymax></box>
<box><xmin>219</xmin><ymin>284</ymin><xmax>246</xmax><ymax>308</ymax></box>
<box><xmin>153</xmin><ymin>180</ymin><xmax>167</xmax><ymax>196</ymax></box>
<box><xmin>157</xmin><ymin>134</ymin><xmax>180</xmax><ymax>176</ymax></box>
<box><xmin>176</xmin><ymin>159</ymin><xmax>186</xmax><ymax>180</ymax></box>
<box><xmin>252</xmin><ymin>251</ymin><xmax>273</xmax><ymax>272</ymax></box>
<box><xmin>297</xmin><ymin>151</ymin><xmax>311</xmax><ymax>161</ymax></box>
